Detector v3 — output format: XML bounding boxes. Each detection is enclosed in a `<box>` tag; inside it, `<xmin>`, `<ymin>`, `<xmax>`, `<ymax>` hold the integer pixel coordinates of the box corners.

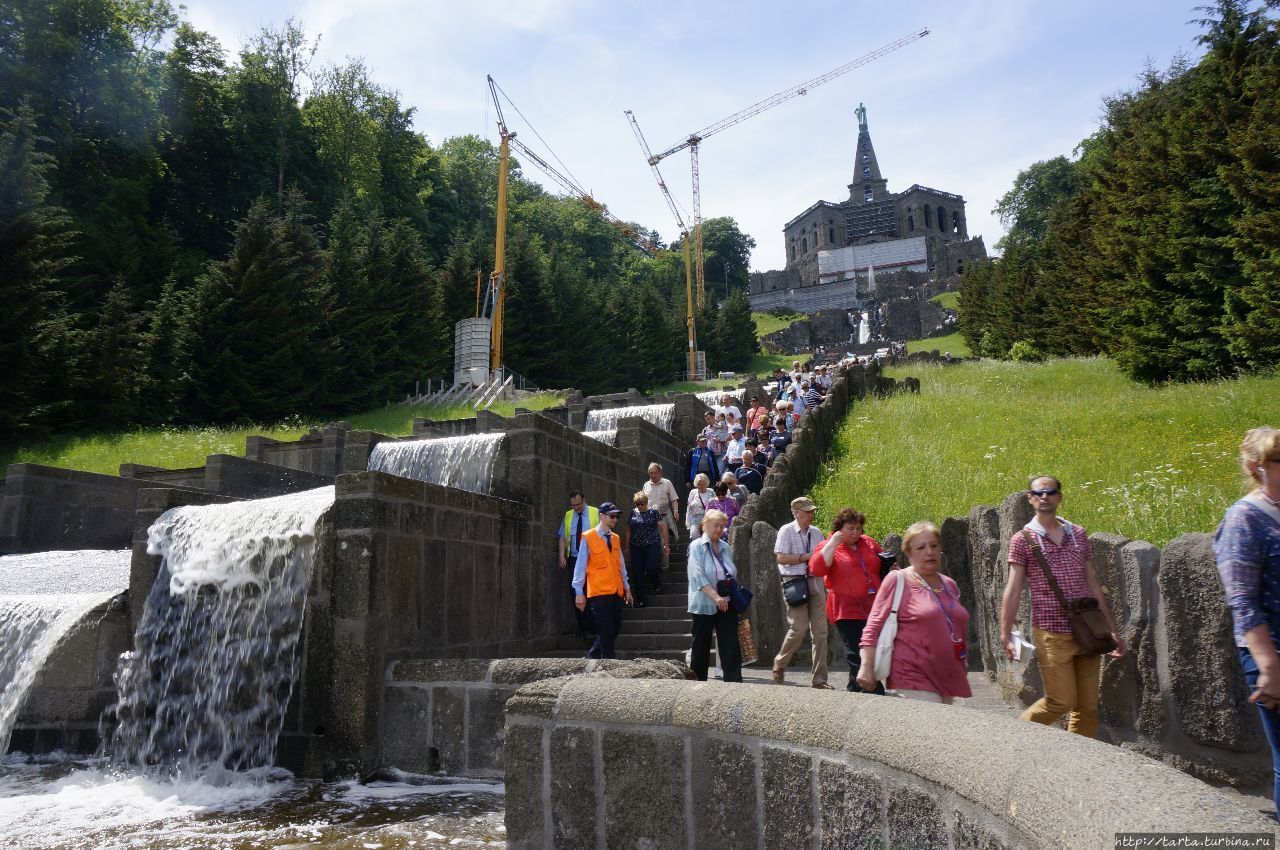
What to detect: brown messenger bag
<box><xmin>1021</xmin><ymin>530</ymin><xmax>1117</xmax><ymax>657</ymax></box>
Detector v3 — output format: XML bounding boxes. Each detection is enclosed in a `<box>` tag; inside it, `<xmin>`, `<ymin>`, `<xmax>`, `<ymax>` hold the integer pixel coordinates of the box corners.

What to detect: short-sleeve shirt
<box><xmin>1214</xmin><ymin>494</ymin><xmax>1280</xmax><ymax>648</ymax></box>
<box><xmin>643</xmin><ymin>478</ymin><xmax>679</xmax><ymax>516</ymax></box>
<box><xmin>1007</xmin><ymin>519</ymin><xmax>1094</xmax><ymax>634</ymax></box>
<box><xmin>775</xmin><ymin>520</ymin><xmax>825</xmax><ymax>577</ymax></box>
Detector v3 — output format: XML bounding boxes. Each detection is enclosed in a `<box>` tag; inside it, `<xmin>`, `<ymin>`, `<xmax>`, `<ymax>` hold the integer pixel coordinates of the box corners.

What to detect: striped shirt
<box><xmin>1007</xmin><ymin>518</ymin><xmax>1094</xmax><ymax>633</ymax></box>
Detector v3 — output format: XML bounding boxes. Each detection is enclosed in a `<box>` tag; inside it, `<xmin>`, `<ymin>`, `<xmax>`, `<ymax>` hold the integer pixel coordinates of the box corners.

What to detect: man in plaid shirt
<box><xmin>999</xmin><ymin>475</ymin><xmax>1125</xmax><ymax>738</ymax></box>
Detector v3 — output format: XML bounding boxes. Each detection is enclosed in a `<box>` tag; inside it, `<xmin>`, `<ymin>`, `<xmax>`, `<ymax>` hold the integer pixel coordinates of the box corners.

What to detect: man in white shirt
<box><xmin>772</xmin><ymin>495</ymin><xmax>831</xmax><ymax>688</ymax></box>
<box><xmin>642</xmin><ymin>462</ymin><xmax>681</xmax><ymax>548</ymax></box>
<box><xmin>715</xmin><ymin>393</ymin><xmax>741</xmax><ymax>425</ymax></box>
<box><xmin>724</xmin><ymin>424</ymin><xmax>746</xmax><ymax>471</ymax></box>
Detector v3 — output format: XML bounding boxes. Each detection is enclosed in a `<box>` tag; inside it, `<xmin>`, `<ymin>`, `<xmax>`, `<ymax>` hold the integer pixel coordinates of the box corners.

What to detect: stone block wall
<box><xmin>122</xmin><ymin>454</ymin><xmax>332</xmax><ymax>499</ymax></box>
<box><xmin>247</xmin><ymin>423</ymin><xmax>348</xmax><ymax>476</ymax></box>
<box><xmin>9</xmin><ymin>593</ymin><xmax>131</xmax><ymax>756</ymax></box>
<box><xmin>381</xmin><ymin>658</ymin><xmax>686</xmax><ymax>777</ymax></box>
<box><xmin>306</xmin><ymin>470</ymin><xmax>544</xmax><ymax>774</ymax></box>
<box><xmin>503</xmin><ymin>677</ymin><xmax>1273</xmax><ymax>850</ymax></box>
<box><xmin>0</xmin><ymin>464</ymin><xmax>184</xmax><ymax>555</ymax></box>
<box><xmin>946</xmin><ymin>492</ymin><xmax>1270</xmax><ymax>786</ymax></box>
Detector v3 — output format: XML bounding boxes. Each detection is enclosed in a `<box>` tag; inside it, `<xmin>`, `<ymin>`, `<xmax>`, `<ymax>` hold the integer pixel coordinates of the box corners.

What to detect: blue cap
<box><xmin>598</xmin><ymin>502</ymin><xmax>623</xmax><ymax>516</ymax></box>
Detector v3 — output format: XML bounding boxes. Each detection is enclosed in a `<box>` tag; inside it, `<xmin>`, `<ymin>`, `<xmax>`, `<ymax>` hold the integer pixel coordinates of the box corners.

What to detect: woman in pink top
<box><xmin>857</xmin><ymin>522</ymin><xmax>971</xmax><ymax>703</ymax></box>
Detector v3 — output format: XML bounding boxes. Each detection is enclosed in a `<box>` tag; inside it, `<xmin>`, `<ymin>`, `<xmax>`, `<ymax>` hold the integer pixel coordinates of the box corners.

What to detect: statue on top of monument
<box><xmin>855</xmin><ymin>102</ymin><xmax>867</xmax><ymax>131</ymax></box>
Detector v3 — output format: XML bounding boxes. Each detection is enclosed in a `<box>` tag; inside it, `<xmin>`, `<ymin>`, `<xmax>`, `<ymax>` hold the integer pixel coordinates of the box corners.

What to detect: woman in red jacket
<box><xmin>810</xmin><ymin>508</ymin><xmax>887</xmax><ymax>694</ymax></box>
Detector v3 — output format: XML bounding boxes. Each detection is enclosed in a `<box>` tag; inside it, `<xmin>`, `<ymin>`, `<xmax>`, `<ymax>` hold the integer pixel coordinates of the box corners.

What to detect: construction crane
<box><xmin>625</xmin><ymin>111</ymin><xmax>699</xmax><ymax>381</ymax></box>
<box><xmin>633</xmin><ymin>27</ymin><xmax>929</xmax><ymax>308</ymax></box>
<box><xmin>480</xmin><ymin>75</ymin><xmax>661</xmax><ymax>375</ymax></box>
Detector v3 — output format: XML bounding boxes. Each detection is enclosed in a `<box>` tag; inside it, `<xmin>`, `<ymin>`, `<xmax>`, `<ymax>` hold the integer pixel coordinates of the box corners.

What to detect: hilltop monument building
<box><xmin>750</xmin><ymin>104</ymin><xmax>987</xmax><ymax>313</ymax></box>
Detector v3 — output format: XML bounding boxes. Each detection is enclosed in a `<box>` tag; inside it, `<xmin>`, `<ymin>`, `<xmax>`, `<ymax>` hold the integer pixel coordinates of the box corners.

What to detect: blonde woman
<box><xmin>1215</xmin><ymin>427</ymin><xmax>1280</xmax><ymax>821</ymax></box>
<box><xmin>858</xmin><ymin>522</ymin><xmax>972</xmax><ymax>703</ymax></box>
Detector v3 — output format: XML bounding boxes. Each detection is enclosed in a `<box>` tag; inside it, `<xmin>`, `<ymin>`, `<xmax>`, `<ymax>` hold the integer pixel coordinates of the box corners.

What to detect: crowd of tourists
<box><xmin>555</xmin><ymin>374</ymin><xmax>1280</xmax><ymax>819</ymax></box>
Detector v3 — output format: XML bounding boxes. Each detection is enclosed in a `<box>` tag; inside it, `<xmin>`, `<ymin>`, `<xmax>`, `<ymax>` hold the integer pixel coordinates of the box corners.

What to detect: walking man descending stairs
<box><xmin>573</xmin><ymin>502</ymin><xmax>632</xmax><ymax>659</ymax></box>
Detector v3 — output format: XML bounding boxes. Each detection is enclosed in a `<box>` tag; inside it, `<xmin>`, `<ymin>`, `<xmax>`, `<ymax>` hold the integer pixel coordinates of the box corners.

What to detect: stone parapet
<box><xmin>504</xmin><ymin>677</ymin><xmax>1274</xmax><ymax>850</ymax></box>
<box><xmin>381</xmin><ymin>657</ymin><xmax>687</xmax><ymax>777</ymax></box>
<box><xmin>246</xmin><ymin>422</ymin><xmax>348</xmax><ymax>476</ymax></box>
<box><xmin>954</xmin><ymin>493</ymin><xmax>1271</xmax><ymax>786</ymax></box>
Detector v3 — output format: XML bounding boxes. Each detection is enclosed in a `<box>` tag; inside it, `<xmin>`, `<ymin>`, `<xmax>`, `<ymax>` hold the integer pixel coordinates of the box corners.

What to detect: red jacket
<box><xmin>809</xmin><ymin>533</ymin><xmax>882</xmax><ymax>621</ymax></box>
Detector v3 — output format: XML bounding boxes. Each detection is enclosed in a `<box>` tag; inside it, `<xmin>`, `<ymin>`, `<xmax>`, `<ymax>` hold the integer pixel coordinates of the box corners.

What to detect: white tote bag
<box><xmin>873</xmin><ymin>571</ymin><xmax>908</xmax><ymax>683</ymax></box>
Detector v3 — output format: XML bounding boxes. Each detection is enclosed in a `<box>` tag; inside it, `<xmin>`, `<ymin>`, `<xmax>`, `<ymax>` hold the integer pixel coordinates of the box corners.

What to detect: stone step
<box><xmin>623</xmin><ymin>606</ymin><xmax>687</xmax><ymax>621</ymax></box>
<box><xmin>615</xmin><ymin>633</ymin><xmax>691</xmax><ymax>651</ymax></box>
<box><xmin>642</xmin><ymin>592</ymin><xmax>689</xmax><ymax>607</ymax></box>
<box><xmin>542</xmin><ymin>649</ymin><xmax>690</xmax><ymax>661</ymax></box>
<box><xmin>619</xmin><ymin>618</ymin><xmax>691</xmax><ymax>634</ymax></box>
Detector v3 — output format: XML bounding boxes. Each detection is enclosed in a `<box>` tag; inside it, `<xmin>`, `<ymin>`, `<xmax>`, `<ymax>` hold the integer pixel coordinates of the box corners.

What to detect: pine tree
<box><xmin>184</xmin><ymin>196</ymin><xmax>330</xmax><ymax>422</ymax></box>
<box><xmin>0</xmin><ymin>105</ymin><xmax>77</xmax><ymax>440</ymax></box>
<box><xmin>715</xmin><ymin>291</ymin><xmax>758</xmax><ymax>371</ymax></box>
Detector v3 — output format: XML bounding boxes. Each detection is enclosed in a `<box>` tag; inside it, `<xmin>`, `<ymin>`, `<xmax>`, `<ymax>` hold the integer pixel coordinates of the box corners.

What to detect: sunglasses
<box><xmin>1029</xmin><ymin>488</ymin><xmax>1060</xmax><ymax>497</ymax></box>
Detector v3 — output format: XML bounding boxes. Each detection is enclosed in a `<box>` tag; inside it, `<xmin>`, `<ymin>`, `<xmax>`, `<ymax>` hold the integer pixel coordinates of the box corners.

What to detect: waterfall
<box><xmin>582</xmin><ymin>429</ymin><xmax>617</xmax><ymax>447</ymax></box>
<box><xmin>367</xmin><ymin>433</ymin><xmax>505</xmax><ymax>494</ymax></box>
<box><xmin>858</xmin><ymin>311</ymin><xmax>872</xmax><ymax>345</ymax></box>
<box><xmin>583</xmin><ymin>404</ymin><xmax>675</xmax><ymax>433</ymax></box>
<box><xmin>108</xmin><ymin>486</ymin><xmax>335</xmax><ymax>779</ymax></box>
<box><xmin>0</xmin><ymin>550</ymin><xmax>131</xmax><ymax>755</ymax></box>
<box><xmin>695</xmin><ymin>390</ymin><xmax>741</xmax><ymax>408</ymax></box>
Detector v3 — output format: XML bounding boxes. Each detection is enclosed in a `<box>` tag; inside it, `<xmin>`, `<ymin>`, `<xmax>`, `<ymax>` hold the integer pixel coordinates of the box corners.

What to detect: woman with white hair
<box><xmin>686</xmin><ymin>473</ymin><xmax>713</xmax><ymax>539</ymax></box>
<box><xmin>687</xmin><ymin>508</ymin><xmax>742</xmax><ymax>682</ymax></box>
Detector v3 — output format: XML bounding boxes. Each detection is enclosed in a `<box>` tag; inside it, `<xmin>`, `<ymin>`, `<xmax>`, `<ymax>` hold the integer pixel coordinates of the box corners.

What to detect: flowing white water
<box><xmin>582</xmin><ymin>429</ymin><xmax>617</xmax><ymax>447</ymax></box>
<box><xmin>367</xmin><ymin>433</ymin><xmax>505</xmax><ymax>494</ymax></box>
<box><xmin>0</xmin><ymin>550</ymin><xmax>131</xmax><ymax>755</ymax></box>
<box><xmin>584</xmin><ymin>403</ymin><xmax>675</xmax><ymax>433</ymax></box>
<box><xmin>0</xmin><ymin>761</ymin><xmax>505</xmax><ymax>849</ymax></box>
<box><xmin>859</xmin><ymin>310</ymin><xmax>872</xmax><ymax>345</ymax></box>
<box><xmin>108</xmin><ymin>486</ymin><xmax>335</xmax><ymax>780</ymax></box>
<box><xmin>695</xmin><ymin>390</ymin><xmax>741</xmax><ymax>408</ymax></box>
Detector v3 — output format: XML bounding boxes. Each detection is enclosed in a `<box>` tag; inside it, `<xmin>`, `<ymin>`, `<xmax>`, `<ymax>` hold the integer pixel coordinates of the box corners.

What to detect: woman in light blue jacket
<box><xmin>687</xmin><ymin>509</ymin><xmax>742</xmax><ymax>682</ymax></box>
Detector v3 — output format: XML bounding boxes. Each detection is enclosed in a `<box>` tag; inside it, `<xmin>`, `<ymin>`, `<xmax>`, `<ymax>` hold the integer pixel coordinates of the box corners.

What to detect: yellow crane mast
<box><xmin>634</xmin><ymin>27</ymin><xmax>929</xmax><ymax>309</ymax></box>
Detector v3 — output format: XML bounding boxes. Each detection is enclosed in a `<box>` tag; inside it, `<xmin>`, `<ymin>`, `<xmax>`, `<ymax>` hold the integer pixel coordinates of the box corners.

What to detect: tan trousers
<box><xmin>1020</xmin><ymin>627</ymin><xmax>1101</xmax><ymax>738</ymax></box>
<box><xmin>772</xmin><ymin>577</ymin><xmax>829</xmax><ymax>685</ymax></box>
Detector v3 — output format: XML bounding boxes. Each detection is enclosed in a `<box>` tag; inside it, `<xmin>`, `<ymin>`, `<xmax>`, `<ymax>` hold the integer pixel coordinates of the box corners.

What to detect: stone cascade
<box><xmin>694</xmin><ymin>390</ymin><xmax>742</xmax><ymax>408</ymax></box>
<box><xmin>584</xmin><ymin>404</ymin><xmax>674</xmax><ymax>433</ymax></box>
<box><xmin>0</xmin><ymin>550</ymin><xmax>131</xmax><ymax>753</ymax></box>
<box><xmin>367</xmin><ymin>433</ymin><xmax>505</xmax><ymax>495</ymax></box>
<box><xmin>108</xmin><ymin>486</ymin><xmax>334</xmax><ymax>778</ymax></box>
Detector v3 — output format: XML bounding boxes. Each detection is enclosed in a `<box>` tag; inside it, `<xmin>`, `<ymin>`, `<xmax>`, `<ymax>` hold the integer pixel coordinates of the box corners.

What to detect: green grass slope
<box><xmin>811</xmin><ymin>358</ymin><xmax>1278</xmax><ymax>547</ymax></box>
<box><xmin>0</xmin><ymin>393</ymin><xmax>564</xmax><ymax>476</ymax></box>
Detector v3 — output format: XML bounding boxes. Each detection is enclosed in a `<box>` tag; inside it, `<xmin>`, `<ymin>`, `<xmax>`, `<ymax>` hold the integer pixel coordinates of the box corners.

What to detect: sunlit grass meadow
<box><xmin>906</xmin><ymin>331</ymin><xmax>971</xmax><ymax>357</ymax></box>
<box><xmin>0</xmin><ymin>392</ymin><xmax>564</xmax><ymax>476</ymax></box>
<box><xmin>810</xmin><ymin>358</ymin><xmax>1279</xmax><ymax>547</ymax></box>
<box><xmin>752</xmin><ymin>310</ymin><xmax>805</xmax><ymax>339</ymax></box>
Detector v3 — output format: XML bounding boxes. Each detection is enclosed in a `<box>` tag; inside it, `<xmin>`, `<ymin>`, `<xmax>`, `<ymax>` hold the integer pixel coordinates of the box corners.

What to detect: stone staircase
<box><xmin>543</xmin><ymin>543</ymin><xmax>697</xmax><ymax>662</ymax></box>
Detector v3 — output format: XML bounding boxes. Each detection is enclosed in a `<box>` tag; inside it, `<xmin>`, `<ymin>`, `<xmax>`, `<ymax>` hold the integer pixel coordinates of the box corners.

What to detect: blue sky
<box><xmin>183</xmin><ymin>0</ymin><xmax>1210</xmax><ymax>271</ymax></box>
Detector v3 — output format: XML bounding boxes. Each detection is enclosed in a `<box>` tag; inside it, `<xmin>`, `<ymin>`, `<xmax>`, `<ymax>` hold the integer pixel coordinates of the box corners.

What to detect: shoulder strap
<box><xmin>1246</xmin><ymin>492</ymin><xmax>1280</xmax><ymax>526</ymax></box>
<box><xmin>889</xmin><ymin>569</ymin><xmax>907</xmax><ymax>614</ymax></box>
<box><xmin>1021</xmin><ymin>529</ymin><xmax>1072</xmax><ymax>614</ymax></box>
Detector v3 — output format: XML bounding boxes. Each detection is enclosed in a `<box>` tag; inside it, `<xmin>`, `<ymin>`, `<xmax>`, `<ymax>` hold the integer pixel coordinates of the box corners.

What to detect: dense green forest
<box><xmin>0</xmin><ymin>0</ymin><xmax>759</xmax><ymax>445</ymax></box>
<box><xmin>958</xmin><ymin>0</ymin><xmax>1280</xmax><ymax>383</ymax></box>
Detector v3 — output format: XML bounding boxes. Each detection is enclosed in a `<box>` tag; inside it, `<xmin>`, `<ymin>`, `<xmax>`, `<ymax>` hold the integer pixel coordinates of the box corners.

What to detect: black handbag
<box><xmin>781</xmin><ymin>575</ymin><xmax>810</xmax><ymax>606</ymax></box>
<box><xmin>717</xmin><ymin>576</ymin><xmax>754</xmax><ymax>612</ymax></box>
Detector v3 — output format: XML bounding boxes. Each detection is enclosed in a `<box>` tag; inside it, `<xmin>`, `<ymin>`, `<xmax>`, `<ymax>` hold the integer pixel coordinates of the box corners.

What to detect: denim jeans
<box><xmin>1240</xmin><ymin>646</ymin><xmax>1280</xmax><ymax>821</ymax></box>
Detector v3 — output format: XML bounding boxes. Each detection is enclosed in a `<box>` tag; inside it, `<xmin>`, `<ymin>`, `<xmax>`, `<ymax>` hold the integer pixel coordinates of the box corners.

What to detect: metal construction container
<box><xmin>453</xmin><ymin>318</ymin><xmax>491</xmax><ymax>387</ymax></box>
